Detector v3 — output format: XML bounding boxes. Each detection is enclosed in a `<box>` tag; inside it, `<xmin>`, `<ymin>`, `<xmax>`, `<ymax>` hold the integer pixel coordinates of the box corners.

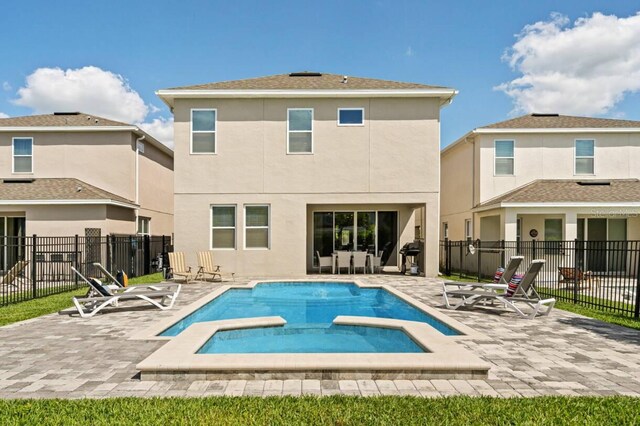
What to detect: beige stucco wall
<box><xmin>440</xmin><ymin>139</ymin><xmax>475</xmax><ymax>240</ymax></box>
<box><xmin>173</xmin><ymin>97</ymin><xmax>442</xmax><ymax>277</ymax></box>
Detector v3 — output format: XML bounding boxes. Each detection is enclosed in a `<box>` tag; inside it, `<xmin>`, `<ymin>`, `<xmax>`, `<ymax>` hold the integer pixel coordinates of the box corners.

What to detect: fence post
<box><xmin>31</xmin><ymin>234</ymin><xmax>37</xmax><ymax>299</ymax></box>
<box><xmin>477</xmin><ymin>239</ymin><xmax>482</xmax><ymax>282</ymax></box>
<box><xmin>532</xmin><ymin>239</ymin><xmax>537</xmax><ymax>260</ymax></box>
<box><xmin>106</xmin><ymin>235</ymin><xmax>112</xmax><ymax>274</ymax></box>
<box><xmin>446</xmin><ymin>239</ymin><xmax>451</xmax><ymax>276</ymax></box>
<box><xmin>573</xmin><ymin>239</ymin><xmax>579</xmax><ymax>305</ymax></box>
<box><xmin>634</xmin><ymin>242</ymin><xmax>640</xmax><ymax>319</ymax></box>
<box><xmin>143</xmin><ymin>235</ymin><xmax>150</xmax><ymax>275</ymax></box>
<box><xmin>74</xmin><ymin>234</ymin><xmax>79</xmax><ymax>288</ymax></box>
<box><xmin>458</xmin><ymin>241</ymin><xmax>463</xmax><ymax>278</ymax></box>
<box><xmin>500</xmin><ymin>239</ymin><xmax>505</xmax><ymax>268</ymax></box>
<box><xmin>128</xmin><ymin>235</ymin><xmax>134</xmax><ymax>277</ymax></box>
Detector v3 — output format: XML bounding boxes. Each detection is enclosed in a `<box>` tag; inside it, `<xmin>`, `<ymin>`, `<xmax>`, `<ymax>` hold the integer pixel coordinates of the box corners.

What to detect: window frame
<box><xmin>190</xmin><ymin>108</ymin><xmax>217</xmax><ymax>155</ymax></box>
<box><xmin>137</xmin><ymin>216</ymin><xmax>151</xmax><ymax>236</ymax></box>
<box><xmin>494</xmin><ymin>139</ymin><xmax>515</xmax><ymax>176</ymax></box>
<box><xmin>12</xmin><ymin>137</ymin><xmax>33</xmax><ymax>174</ymax></box>
<box><xmin>464</xmin><ymin>219</ymin><xmax>472</xmax><ymax>240</ymax></box>
<box><xmin>287</xmin><ymin>108</ymin><xmax>314</xmax><ymax>155</ymax></box>
<box><xmin>244</xmin><ymin>204</ymin><xmax>271</xmax><ymax>250</ymax></box>
<box><xmin>574</xmin><ymin>138</ymin><xmax>595</xmax><ymax>176</ymax></box>
<box><xmin>210</xmin><ymin>204</ymin><xmax>237</xmax><ymax>250</ymax></box>
<box><xmin>337</xmin><ymin>108</ymin><xmax>365</xmax><ymax>127</ymax></box>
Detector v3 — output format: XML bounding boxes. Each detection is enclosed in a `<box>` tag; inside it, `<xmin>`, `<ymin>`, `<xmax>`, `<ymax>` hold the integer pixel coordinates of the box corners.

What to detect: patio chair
<box><xmin>335</xmin><ymin>251</ymin><xmax>352</xmax><ymax>274</ymax></box>
<box><xmin>352</xmin><ymin>251</ymin><xmax>368</xmax><ymax>274</ymax></box>
<box><xmin>442</xmin><ymin>259</ymin><xmax>556</xmax><ymax>319</ymax></box>
<box><xmin>443</xmin><ymin>256</ymin><xmax>524</xmax><ymax>290</ymax></box>
<box><xmin>196</xmin><ymin>251</ymin><xmax>235</xmax><ymax>282</ymax></box>
<box><xmin>315</xmin><ymin>251</ymin><xmax>333</xmax><ymax>274</ymax></box>
<box><xmin>0</xmin><ymin>260</ymin><xmax>29</xmax><ymax>289</ymax></box>
<box><xmin>70</xmin><ymin>267</ymin><xmax>181</xmax><ymax>318</ymax></box>
<box><xmin>369</xmin><ymin>251</ymin><xmax>383</xmax><ymax>273</ymax></box>
<box><xmin>558</xmin><ymin>266</ymin><xmax>599</xmax><ymax>291</ymax></box>
<box><xmin>167</xmin><ymin>252</ymin><xmax>194</xmax><ymax>283</ymax></box>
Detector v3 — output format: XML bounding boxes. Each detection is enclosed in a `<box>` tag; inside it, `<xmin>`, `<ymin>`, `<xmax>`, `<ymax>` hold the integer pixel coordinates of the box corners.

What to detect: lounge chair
<box><xmin>70</xmin><ymin>267</ymin><xmax>181</xmax><ymax>318</ymax></box>
<box><xmin>315</xmin><ymin>251</ymin><xmax>333</xmax><ymax>274</ymax></box>
<box><xmin>558</xmin><ymin>266</ymin><xmax>599</xmax><ymax>291</ymax></box>
<box><xmin>442</xmin><ymin>259</ymin><xmax>556</xmax><ymax>319</ymax></box>
<box><xmin>443</xmin><ymin>256</ymin><xmax>524</xmax><ymax>290</ymax></box>
<box><xmin>196</xmin><ymin>251</ymin><xmax>234</xmax><ymax>281</ymax></box>
<box><xmin>0</xmin><ymin>260</ymin><xmax>29</xmax><ymax>289</ymax></box>
<box><xmin>168</xmin><ymin>252</ymin><xmax>194</xmax><ymax>283</ymax></box>
<box><xmin>352</xmin><ymin>251</ymin><xmax>367</xmax><ymax>274</ymax></box>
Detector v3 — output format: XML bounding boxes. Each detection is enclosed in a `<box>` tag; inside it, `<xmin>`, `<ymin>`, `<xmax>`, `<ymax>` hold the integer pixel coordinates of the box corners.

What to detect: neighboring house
<box><xmin>441</xmin><ymin>113</ymin><xmax>640</xmax><ymax>249</ymax></box>
<box><xmin>157</xmin><ymin>72</ymin><xmax>456</xmax><ymax>276</ymax></box>
<box><xmin>0</xmin><ymin>112</ymin><xmax>174</xmax><ymax>240</ymax></box>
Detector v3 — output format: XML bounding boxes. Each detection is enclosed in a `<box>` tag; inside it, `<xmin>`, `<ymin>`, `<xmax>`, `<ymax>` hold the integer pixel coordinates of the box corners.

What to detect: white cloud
<box><xmin>405</xmin><ymin>46</ymin><xmax>414</xmax><ymax>57</ymax></box>
<box><xmin>496</xmin><ymin>12</ymin><xmax>640</xmax><ymax>115</ymax></box>
<box><xmin>2</xmin><ymin>82</ymin><xmax>11</xmax><ymax>92</ymax></box>
<box><xmin>0</xmin><ymin>112</ymin><xmax>8</xmax><ymax>118</ymax></box>
<box><xmin>137</xmin><ymin>116</ymin><xmax>174</xmax><ymax>149</ymax></box>
<box><xmin>13</xmin><ymin>66</ymin><xmax>149</xmax><ymax>123</ymax></box>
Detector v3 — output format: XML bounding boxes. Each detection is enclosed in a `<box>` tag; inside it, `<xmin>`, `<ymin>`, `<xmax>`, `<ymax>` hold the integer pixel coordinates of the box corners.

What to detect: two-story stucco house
<box><xmin>441</xmin><ymin>113</ymin><xmax>640</xmax><ymax>249</ymax></box>
<box><xmin>0</xmin><ymin>112</ymin><xmax>174</xmax><ymax>239</ymax></box>
<box><xmin>157</xmin><ymin>72</ymin><xmax>457</xmax><ymax>277</ymax></box>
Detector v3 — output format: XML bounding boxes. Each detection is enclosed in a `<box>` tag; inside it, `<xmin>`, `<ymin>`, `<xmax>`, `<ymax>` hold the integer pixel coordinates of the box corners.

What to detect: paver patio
<box><xmin>1</xmin><ymin>275</ymin><xmax>639</xmax><ymax>399</ymax></box>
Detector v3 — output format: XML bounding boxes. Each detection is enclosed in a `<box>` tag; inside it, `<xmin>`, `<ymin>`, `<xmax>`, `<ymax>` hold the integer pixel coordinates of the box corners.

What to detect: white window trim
<box><xmin>574</xmin><ymin>138</ymin><xmax>595</xmax><ymax>176</ymax></box>
<box><xmin>190</xmin><ymin>108</ymin><xmax>217</xmax><ymax>155</ymax></box>
<box><xmin>465</xmin><ymin>219</ymin><xmax>472</xmax><ymax>240</ymax></box>
<box><xmin>12</xmin><ymin>137</ymin><xmax>33</xmax><ymax>174</ymax></box>
<box><xmin>210</xmin><ymin>204</ymin><xmax>236</xmax><ymax>250</ymax></box>
<box><xmin>337</xmin><ymin>107</ymin><xmax>365</xmax><ymax>127</ymax></box>
<box><xmin>244</xmin><ymin>204</ymin><xmax>271</xmax><ymax>250</ymax></box>
<box><xmin>287</xmin><ymin>108</ymin><xmax>313</xmax><ymax>155</ymax></box>
<box><xmin>494</xmin><ymin>139</ymin><xmax>515</xmax><ymax>176</ymax></box>
<box><xmin>137</xmin><ymin>216</ymin><xmax>151</xmax><ymax>236</ymax></box>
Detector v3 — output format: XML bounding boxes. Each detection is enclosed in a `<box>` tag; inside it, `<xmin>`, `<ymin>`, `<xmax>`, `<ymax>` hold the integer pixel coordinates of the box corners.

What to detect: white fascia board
<box><xmin>0</xmin><ymin>199</ymin><xmax>138</xmax><ymax>209</ymax></box>
<box><xmin>0</xmin><ymin>126</ymin><xmax>137</xmax><ymax>132</ymax></box>
<box><xmin>475</xmin><ymin>201</ymin><xmax>640</xmax><ymax>211</ymax></box>
<box><xmin>474</xmin><ymin>128</ymin><xmax>640</xmax><ymax>134</ymax></box>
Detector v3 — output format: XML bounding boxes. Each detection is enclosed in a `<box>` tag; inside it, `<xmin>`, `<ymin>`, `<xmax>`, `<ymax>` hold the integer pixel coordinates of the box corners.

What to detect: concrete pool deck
<box><xmin>1</xmin><ymin>275</ymin><xmax>640</xmax><ymax>398</ymax></box>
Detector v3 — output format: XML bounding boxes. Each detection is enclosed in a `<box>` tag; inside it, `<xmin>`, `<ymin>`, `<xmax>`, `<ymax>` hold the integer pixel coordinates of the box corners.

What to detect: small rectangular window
<box><xmin>443</xmin><ymin>222</ymin><xmax>449</xmax><ymax>240</ymax></box>
<box><xmin>137</xmin><ymin>217</ymin><xmax>150</xmax><ymax>235</ymax></box>
<box><xmin>287</xmin><ymin>108</ymin><xmax>313</xmax><ymax>153</ymax></box>
<box><xmin>13</xmin><ymin>137</ymin><xmax>33</xmax><ymax>173</ymax></box>
<box><xmin>245</xmin><ymin>205</ymin><xmax>270</xmax><ymax>249</ymax></box>
<box><xmin>575</xmin><ymin>139</ymin><xmax>594</xmax><ymax>175</ymax></box>
<box><xmin>338</xmin><ymin>108</ymin><xmax>364</xmax><ymax>126</ymax></box>
<box><xmin>465</xmin><ymin>219</ymin><xmax>472</xmax><ymax>240</ymax></box>
<box><xmin>494</xmin><ymin>140</ymin><xmax>514</xmax><ymax>175</ymax></box>
<box><xmin>211</xmin><ymin>205</ymin><xmax>236</xmax><ymax>249</ymax></box>
<box><xmin>191</xmin><ymin>109</ymin><xmax>216</xmax><ymax>154</ymax></box>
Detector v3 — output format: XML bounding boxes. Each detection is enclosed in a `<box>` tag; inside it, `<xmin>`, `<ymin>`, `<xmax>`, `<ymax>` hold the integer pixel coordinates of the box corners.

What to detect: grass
<box><xmin>0</xmin><ymin>272</ymin><xmax>164</xmax><ymax>327</ymax></box>
<box><xmin>441</xmin><ymin>274</ymin><xmax>640</xmax><ymax>331</ymax></box>
<box><xmin>0</xmin><ymin>396</ymin><xmax>638</xmax><ymax>425</ymax></box>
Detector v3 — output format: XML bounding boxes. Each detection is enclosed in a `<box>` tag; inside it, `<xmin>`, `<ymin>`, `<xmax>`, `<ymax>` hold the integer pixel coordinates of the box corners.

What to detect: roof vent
<box><xmin>2</xmin><ymin>178</ymin><xmax>35</xmax><ymax>184</ymax></box>
<box><xmin>531</xmin><ymin>113</ymin><xmax>559</xmax><ymax>117</ymax></box>
<box><xmin>577</xmin><ymin>181</ymin><xmax>610</xmax><ymax>186</ymax></box>
<box><xmin>53</xmin><ymin>112</ymin><xmax>80</xmax><ymax>115</ymax></box>
<box><xmin>289</xmin><ymin>72</ymin><xmax>322</xmax><ymax>77</ymax></box>
<box><xmin>342</xmin><ymin>75</ymin><xmax>348</xmax><ymax>84</ymax></box>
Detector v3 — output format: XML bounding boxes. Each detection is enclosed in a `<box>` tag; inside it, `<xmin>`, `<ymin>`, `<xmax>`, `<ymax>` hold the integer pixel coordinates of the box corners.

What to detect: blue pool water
<box><xmin>161</xmin><ymin>282</ymin><xmax>459</xmax><ymax>353</ymax></box>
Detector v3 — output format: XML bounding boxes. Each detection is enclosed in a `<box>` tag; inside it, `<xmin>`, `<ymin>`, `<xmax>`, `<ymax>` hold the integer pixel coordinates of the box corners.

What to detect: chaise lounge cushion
<box><xmin>493</xmin><ymin>267</ymin><xmax>505</xmax><ymax>283</ymax></box>
<box><xmin>506</xmin><ymin>274</ymin><xmax>524</xmax><ymax>297</ymax></box>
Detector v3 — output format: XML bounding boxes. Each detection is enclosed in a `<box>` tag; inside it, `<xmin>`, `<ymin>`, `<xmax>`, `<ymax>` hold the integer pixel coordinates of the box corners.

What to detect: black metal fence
<box><xmin>0</xmin><ymin>234</ymin><xmax>172</xmax><ymax>307</ymax></box>
<box><xmin>440</xmin><ymin>239</ymin><xmax>640</xmax><ymax>319</ymax></box>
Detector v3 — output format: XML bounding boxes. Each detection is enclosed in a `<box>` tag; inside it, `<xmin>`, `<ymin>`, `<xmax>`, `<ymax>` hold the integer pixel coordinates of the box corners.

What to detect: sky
<box><xmin>1</xmin><ymin>0</ymin><xmax>639</xmax><ymax>149</ymax></box>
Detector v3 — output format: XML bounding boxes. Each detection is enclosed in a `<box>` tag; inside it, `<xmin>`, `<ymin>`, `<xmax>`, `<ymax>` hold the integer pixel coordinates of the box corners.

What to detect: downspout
<box><xmin>135</xmin><ymin>134</ymin><xmax>146</xmax><ymax>233</ymax></box>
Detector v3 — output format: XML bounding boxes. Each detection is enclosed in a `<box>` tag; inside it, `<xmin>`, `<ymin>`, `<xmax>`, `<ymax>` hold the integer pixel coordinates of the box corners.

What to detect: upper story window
<box><xmin>575</xmin><ymin>139</ymin><xmax>595</xmax><ymax>175</ymax></box>
<box><xmin>211</xmin><ymin>205</ymin><xmax>236</xmax><ymax>249</ymax></box>
<box><xmin>13</xmin><ymin>137</ymin><xmax>33</xmax><ymax>173</ymax></box>
<box><xmin>338</xmin><ymin>108</ymin><xmax>364</xmax><ymax>126</ymax></box>
<box><xmin>191</xmin><ymin>109</ymin><xmax>216</xmax><ymax>154</ymax></box>
<box><xmin>494</xmin><ymin>140</ymin><xmax>514</xmax><ymax>176</ymax></box>
<box><xmin>287</xmin><ymin>108</ymin><xmax>313</xmax><ymax>154</ymax></box>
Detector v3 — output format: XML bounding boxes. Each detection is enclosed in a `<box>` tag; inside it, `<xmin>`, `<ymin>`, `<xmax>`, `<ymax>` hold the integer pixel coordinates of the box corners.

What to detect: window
<box><xmin>465</xmin><ymin>219</ymin><xmax>472</xmax><ymax>240</ymax></box>
<box><xmin>191</xmin><ymin>109</ymin><xmax>216</xmax><ymax>154</ymax></box>
<box><xmin>494</xmin><ymin>140</ymin><xmax>514</xmax><ymax>175</ymax></box>
<box><xmin>13</xmin><ymin>137</ymin><xmax>33</xmax><ymax>173</ymax></box>
<box><xmin>338</xmin><ymin>108</ymin><xmax>364</xmax><ymax>126</ymax></box>
<box><xmin>211</xmin><ymin>205</ymin><xmax>236</xmax><ymax>249</ymax></box>
<box><xmin>245</xmin><ymin>205</ymin><xmax>270</xmax><ymax>249</ymax></box>
<box><xmin>287</xmin><ymin>108</ymin><xmax>313</xmax><ymax>153</ymax></box>
<box><xmin>575</xmin><ymin>139</ymin><xmax>594</xmax><ymax>175</ymax></box>
<box><xmin>443</xmin><ymin>222</ymin><xmax>449</xmax><ymax>239</ymax></box>
<box><xmin>544</xmin><ymin>218</ymin><xmax>563</xmax><ymax>254</ymax></box>
<box><xmin>137</xmin><ymin>217</ymin><xmax>150</xmax><ymax>235</ymax></box>
<box><xmin>516</xmin><ymin>218</ymin><xmax>522</xmax><ymax>253</ymax></box>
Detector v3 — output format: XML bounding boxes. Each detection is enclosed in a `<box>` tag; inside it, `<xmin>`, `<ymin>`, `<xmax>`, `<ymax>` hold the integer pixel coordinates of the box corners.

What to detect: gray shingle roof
<box><xmin>165</xmin><ymin>72</ymin><xmax>451</xmax><ymax>91</ymax></box>
<box><xmin>0</xmin><ymin>178</ymin><xmax>136</xmax><ymax>206</ymax></box>
<box><xmin>480</xmin><ymin>114</ymin><xmax>640</xmax><ymax>129</ymax></box>
<box><xmin>477</xmin><ymin>179</ymin><xmax>640</xmax><ymax>208</ymax></box>
<box><xmin>0</xmin><ymin>113</ymin><xmax>132</xmax><ymax>128</ymax></box>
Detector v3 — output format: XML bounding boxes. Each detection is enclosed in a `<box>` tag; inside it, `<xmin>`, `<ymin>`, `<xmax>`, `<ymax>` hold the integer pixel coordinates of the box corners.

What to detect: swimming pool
<box><xmin>159</xmin><ymin>282</ymin><xmax>459</xmax><ymax>353</ymax></box>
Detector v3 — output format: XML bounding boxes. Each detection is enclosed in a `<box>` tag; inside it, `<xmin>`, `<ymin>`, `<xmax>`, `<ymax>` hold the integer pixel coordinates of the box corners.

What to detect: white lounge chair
<box><xmin>352</xmin><ymin>251</ymin><xmax>367</xmax><ymax>274</ymax></box>
<box><xmin>442</xmin><ymin>259</ymin><xmax>555</xmax><ymax>319</ymax></box>
<box><xmin>316</xmin><ymin>251</ymin><xmax>333</xmax><ymax>274</ymax></box>
<box><xmin>443</xmin><ymin>256</ymin><xmax>524</xmax><ymax>290</ymax></box>
<box><xmin>71</xmin><ymin>267</ymin><xmax>181</xmax><ymax>318</ymax></box>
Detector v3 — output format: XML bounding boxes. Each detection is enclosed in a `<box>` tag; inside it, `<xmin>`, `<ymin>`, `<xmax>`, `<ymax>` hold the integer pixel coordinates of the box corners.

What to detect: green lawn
<box><xmin>0</xmin><ymin>396</ymin><xmax>638</xmax><ymax>425</ymax></box>
<box><xmin>0</xmin><ymin>272</ymin><xmax>164</xmax><ymax>327</ymax></box>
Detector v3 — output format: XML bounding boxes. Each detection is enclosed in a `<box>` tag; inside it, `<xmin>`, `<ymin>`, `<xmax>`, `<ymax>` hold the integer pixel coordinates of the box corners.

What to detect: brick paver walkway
<box><xmin>1</xmin><ymin>275</ymin><xmax>639</xmax><ymax>398</ymax></box>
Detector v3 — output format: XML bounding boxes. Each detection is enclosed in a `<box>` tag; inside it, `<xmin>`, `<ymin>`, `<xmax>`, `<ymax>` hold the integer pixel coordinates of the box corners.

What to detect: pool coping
<box><xmin>130</xmin><ymin>279</ymin><xmax>488</xmax><ymax>342</ymax></box>
<box><xmin>135</xmin><ymin>315</ymin><xmax>491</xmax><ymax>380</ymax></box>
